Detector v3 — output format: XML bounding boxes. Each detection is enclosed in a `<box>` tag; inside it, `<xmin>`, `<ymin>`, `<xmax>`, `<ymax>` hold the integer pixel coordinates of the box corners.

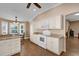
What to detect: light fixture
<box><xmin>33</xmin><ymin>9</ymin><xmax>37</xmax><ymax>11</ymax></box>
<box><xmin>13</xmin><ymin>16</ymin><xmax>19</xmax><ymax>25</ymax></box>
<box><xmin>74</xmin><ymin>13</ymin><xmax>79</xmax><ymax>15</ymax></box>
<box><xmin>15</xmin><ymin>16</ymin><xmax>18</xmax><ymax>23</ymax></box>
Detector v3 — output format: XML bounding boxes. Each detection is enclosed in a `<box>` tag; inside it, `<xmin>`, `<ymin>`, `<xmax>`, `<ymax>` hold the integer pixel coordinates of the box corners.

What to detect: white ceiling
<box><xmin>0</xmin><ymin>3</ymin><xmax>61</xmax><ymax>22</ymax></box>
<box><xmin>66</xmin><ymin>12</ymin><xmax>79</xmax><ymax>21</ymax></box>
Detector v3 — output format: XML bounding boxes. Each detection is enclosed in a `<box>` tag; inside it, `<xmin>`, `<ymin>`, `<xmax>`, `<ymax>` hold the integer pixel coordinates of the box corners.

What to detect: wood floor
<box><xmin>63</xmin><ymin>37</ymin><xmax>79</xmax><ymax>56</ymax></box>
<box><xmin>14</xmin><ymin>37</ymin><xmax>79</xmax><ymax>56</ymax></box>
<box><xmin>21</xmin><ymin>39</ymin><xmax>58</xmax><ymax>56</ymax></box>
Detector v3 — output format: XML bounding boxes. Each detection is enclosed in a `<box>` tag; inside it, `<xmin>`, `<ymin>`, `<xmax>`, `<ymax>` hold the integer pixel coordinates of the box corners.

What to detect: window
<box><xmin>1</xmin><ymin>21</ymin><xmax>8</xmax><ymax>35</ymax></box>
<box><xmin>19</xmin><ymin>23</ymin><xmax>25</xmax><ymax>34</ymax></box>
<box><xmin>1</xmin><ymin>22</ymin><xmax>25</xmax><ymax>35</ymax></box>
<box><xmin>9</xmin><ymin>23</ymin><xmax>18</xmax><ymax>34</ymax></box>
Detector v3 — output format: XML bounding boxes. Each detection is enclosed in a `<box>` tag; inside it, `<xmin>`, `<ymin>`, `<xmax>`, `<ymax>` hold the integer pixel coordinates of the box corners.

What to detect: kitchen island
<box><xmin>0</xmin><ymin>35</ymin><xmax>21</xmax><ymax>56</ymax></box>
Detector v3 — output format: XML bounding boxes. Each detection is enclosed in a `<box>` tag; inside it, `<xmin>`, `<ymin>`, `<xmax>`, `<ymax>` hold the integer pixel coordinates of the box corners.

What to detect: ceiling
<box><xmin>0</xmin><ymin>3</ymin><xmax>61</xmax><ymax>22</ymax></box>
<box><xmin>66</xmin><ymin>12</ymin><xmax>79</xmax><ymax>21</ymax></box>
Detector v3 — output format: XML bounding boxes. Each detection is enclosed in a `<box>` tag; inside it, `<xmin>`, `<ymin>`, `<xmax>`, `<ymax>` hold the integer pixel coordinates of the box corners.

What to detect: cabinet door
<box><xmin>47</xmin><ymin>37</ymin><xmax>53</xmax><ymax>50</ymax></box>
<box><xmin>35</xmin><ymin>21</ymin><xmax>42</xmax><ymax>29</ymax></box>
<box><xmin>33</xmin><ymin>35</ymin><xmax>37</xmax><ymax>44</ymax></box>
<box><xmin>30</xmin><ymin>35</ymin><xmax>39</xmax><ymax>45</ymax></box>
<box><xmin>30</xmin><ymin>35</ymin><xmax>36</xmax><ymax>43</ymax></box>
<box><xmin>34</xmin><ymin>35</ymin><xmax>39</xmax><ymax>45</ymax></box>
<box><xmin>47</xmin><ymin>37</ymin><xmax>59</xmax><ymax>54</ymax></box>
<box><xmin>49</xmin><ymin>17</ymin><xmax>56</xmax><ymax>29</ymax></box>
<box><xmin>51</xmin><ymin>38</ymin><xmax>59</xmax><ymax>54</ymax></box>
<box><xmin>41</xmin><ymin>20</ymin><xmax>49</xmax><ymax>29</ymax></box>
<box><xmin>36</xmin><ymin>19</ymin><xmax>49</xmax><ymax>29</ymax></box>
<box><xmin>49</xmin><ymin>15</ymin><xmax>62</xmax><ymax>29</ymax></box>
<box><xmin>55</xmin><ymin>15</ymin><xmax>62</xmax><ymax>29</ymax></box>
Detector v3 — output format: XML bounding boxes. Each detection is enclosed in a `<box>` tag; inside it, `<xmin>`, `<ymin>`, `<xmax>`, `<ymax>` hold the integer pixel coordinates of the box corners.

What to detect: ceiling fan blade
<box><xmin>27</xmin><ymin>3</ymin><xmax>31</xmax><ymax>8</ymax></box>
<box><xmin>34</xmin><ymin>3</ymin><xmax>41</xmax><ymax>8</ymax></box>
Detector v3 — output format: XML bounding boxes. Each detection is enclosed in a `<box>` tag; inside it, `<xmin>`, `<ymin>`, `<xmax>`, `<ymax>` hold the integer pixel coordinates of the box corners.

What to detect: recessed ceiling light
<box><xmin>74</xmin><ymin>13</ymin><xmax>79</xmax><ymax>15</ymax></box>
<box><xmin>33</xmin><ymin>9</ymin><xmax>37</xmax><ymax>11</ymax></box>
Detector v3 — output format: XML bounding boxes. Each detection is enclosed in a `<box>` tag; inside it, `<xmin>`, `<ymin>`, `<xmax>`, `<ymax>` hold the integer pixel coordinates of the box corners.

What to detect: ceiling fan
<box><xmin>26</xmin><ymin>3</ymin><xmax>41</xmax><ymax>9</ymax></box>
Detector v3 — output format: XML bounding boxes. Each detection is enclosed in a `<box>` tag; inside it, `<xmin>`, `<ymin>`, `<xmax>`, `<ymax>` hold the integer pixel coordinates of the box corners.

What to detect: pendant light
<box><xmin>13</xmin><ymin>16</ymin><xmax>19</xmax><ymax>25</ymax></box>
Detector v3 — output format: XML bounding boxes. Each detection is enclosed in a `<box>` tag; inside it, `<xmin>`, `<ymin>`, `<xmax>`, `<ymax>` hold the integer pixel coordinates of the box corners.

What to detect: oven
<box><xmin>38</xmin><ymin>35</ymin><xmax>47</xmax><ymax>49</ymax></box>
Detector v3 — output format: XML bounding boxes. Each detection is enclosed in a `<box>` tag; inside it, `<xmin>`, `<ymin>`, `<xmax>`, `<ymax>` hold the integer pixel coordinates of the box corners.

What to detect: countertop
<box><xmin>33</xmin><ymin>32</ymin><xmax>64</xmax><ymax>38</ymax></box>
<box><xmin>0</xmin><ymin>35</ymin><xmax>20</xmax><ymax>41</ymax></box>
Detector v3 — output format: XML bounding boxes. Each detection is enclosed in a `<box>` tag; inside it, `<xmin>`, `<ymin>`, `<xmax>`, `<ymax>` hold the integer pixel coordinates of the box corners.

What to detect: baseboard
<box><xmin>60</xmin><ymin>51</ymin><xmax>65</xmax><ymax>56</ymax></box>
<box><xmin>46</xmin><ymin>49</ymin><xmax>59</xmax><ymax>56</ymax></box>
<box><xmin>12</xmin><ymin>52</ymin><xmax>20</xmax><ymax>56</ymax></box>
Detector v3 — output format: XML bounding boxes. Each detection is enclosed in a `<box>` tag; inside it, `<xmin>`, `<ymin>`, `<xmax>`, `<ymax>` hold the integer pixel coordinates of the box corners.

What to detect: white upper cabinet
<box><xmin>55</xmin><ymin>15</ymin><xmax>63</xmax><ymax>29</ymax></box>
<box><xmin>48</xmin><ymin>17</ymin><xmax>56</xmax><ymax>29</ymax></box>
<box><xmin>35</xmin><ymin>15</ymin><xmax>63</xmax><ymax>30</ymax></box>
<box><xmin>41</xmin><ymin>19</ymin><xmax>49</xmax><ymax>29</ymax></box>
<box><xmin>35</xmin><ymin>19</ymin><xmax>49</xmax><ymax>30</ymax></box>
<box><xmin>49</xmin><ymin>15</ymin><xmax>63</xmax><ymax>29</ymax></box>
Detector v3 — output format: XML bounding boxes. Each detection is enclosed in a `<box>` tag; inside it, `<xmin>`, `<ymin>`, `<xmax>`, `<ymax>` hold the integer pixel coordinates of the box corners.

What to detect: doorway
<box><xmin>64</xmin><ymin>12</ymin><xmax>79</xmax><ymax>56</ymax></box>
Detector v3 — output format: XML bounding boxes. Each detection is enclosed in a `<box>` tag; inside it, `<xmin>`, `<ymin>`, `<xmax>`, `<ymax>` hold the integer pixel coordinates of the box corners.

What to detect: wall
<box><xmin>25</xmin><ymin>21</ymin><xmax>30</xmax><ymax>36</ymax></box>
<box><xmin>65</xmin><ymin>20</ymin><xmax>71</xmax><ymax>38</ymax></box>
<box><xmin>0</xmin><ymin>18</ymin><xmax>2</xmax><ymax>35</ymax></box>
<box><xmin>70</xmin><ymin>21</ymin><xmax>79</xmax><ymax>37</ymax></box>
<box><xmin>65</xmin><ymin>20</ymin><xmax>70</xmax><ymax>32</ymax></box>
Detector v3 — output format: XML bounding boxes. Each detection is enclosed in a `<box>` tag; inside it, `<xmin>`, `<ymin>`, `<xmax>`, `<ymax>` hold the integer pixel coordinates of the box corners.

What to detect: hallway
<box><xmin>63</xmin><ymin>37</ymin><xmax>79</xmax><ymax>56</ymax></box>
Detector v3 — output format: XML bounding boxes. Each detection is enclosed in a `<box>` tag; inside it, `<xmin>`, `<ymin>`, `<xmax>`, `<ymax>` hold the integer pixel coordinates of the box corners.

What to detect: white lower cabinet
<box><xmin>30</xmin><ymin>34</ymin><xmax>64</xmax><ymax>55</ymax></box>
<box><xmin>47</xmin><ymin>37</ymin><xmax>64</xmax><ymax>55</ymax></box>
<box><xmin>0</xmin><ymin>38</ymin><xmax>20</xmax><ymax>56</ymax></box>
<box><xmin>30</xmin><ymin>35</ymin><xmax>39</xmax><ymax>44</ymax></box>
<box><xmin>30</xmin><ymin>35</ymin><xmax>35</xmax><ymax>43</ymax></box>
<box><xmin>30</xmin><ymin>34</ymin><xmax>47</xmax><ymax>49</ymax></box>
